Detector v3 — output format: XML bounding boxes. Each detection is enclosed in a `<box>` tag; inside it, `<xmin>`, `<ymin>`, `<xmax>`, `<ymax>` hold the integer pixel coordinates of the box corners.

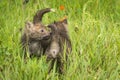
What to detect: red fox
<box><xmin>21</xmin><ymin>8</ymin><xmax>54</xmax><ymax>57</ymax></box>
<box><xmin>46</xmin><ymin>17</ymin><xmax>72</xmax><ymax>59</ymax></box>
<box><xmin>45</xmin><ymin>17</ymin><xmax>72</xmax><ymax>73</ymax></box>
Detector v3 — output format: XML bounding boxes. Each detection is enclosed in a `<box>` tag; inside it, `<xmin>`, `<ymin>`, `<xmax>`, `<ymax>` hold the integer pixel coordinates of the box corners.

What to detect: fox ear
<box><xmin>62</xmin><ymin>18</ymin><xmax>67</xmax><ymax>24</ymax></box>
<box><xmin>25</xmin><ymin>21</ymin><xmax>33</xmax><ymax>29</ymax></box>
<box><xmin>60</xmin><ymin>16</ymin><xmax>68</xmax><ymax>24</ymax></box>
<box><xmin>48</xmin><ymin>24</ymin><xmax>57</xmax><ymax>31</ymax></box>
<box><xmin>61</xmin><ymin>18</ymin><xmax>68</xmax><ymax>31</ymax></box>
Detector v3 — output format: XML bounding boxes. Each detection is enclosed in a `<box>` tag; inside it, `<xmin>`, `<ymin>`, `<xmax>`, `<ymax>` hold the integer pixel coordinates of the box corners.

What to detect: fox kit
<box><xmin>21</xmin><ymin>21</ymin><xmax>51</xmax><ymax>57</ymax></box>
<box><xmin>45</xmin><ymin>17</ymin><xmax>72</xmax><ymax>73</ymax></box>
<box><xmin>21</xmin><ymin>8</ymin><xmax>54</xmax><ymax>57</ymax></box>
<box><xmin>46</xmin><ymin>17</ymin><xmax>72</xmax><ymax>59</ymax></box>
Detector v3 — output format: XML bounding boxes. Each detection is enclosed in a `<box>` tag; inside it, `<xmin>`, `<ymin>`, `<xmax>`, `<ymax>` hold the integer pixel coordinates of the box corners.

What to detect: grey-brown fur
<box><xmin>45</xmin><ymin>18</ymin><xmax>72</xmax><ymax>73</ymax></box>
<box><xmin>46</xmin><ymin>18</ymin><xmax>72</xmax><ymax>59</ymax></box>
<box><xmin>21</xmin><ymin>22</ymin><xmax>51</xmax><ymax>57</ymax></box>
<box><xmin>21</xmin><ymin>8</ymin><xmax>53</xmax><ymax>57</ymax></box>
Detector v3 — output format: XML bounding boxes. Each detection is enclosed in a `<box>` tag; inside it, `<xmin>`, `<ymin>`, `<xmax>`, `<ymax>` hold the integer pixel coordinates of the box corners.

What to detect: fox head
<box><xmin>23</xmin><ymin>8</ymin><xmax>55</xmax><ymax>40</ymax></box>
<box><xmin>24</xmin><ymin>21</ymin><xmax>51</xmax><ymax>40</ymax></box>
<box><xmin>48</xmin><ymin>18</ymin><xmax>68</xmax><ymax>34</ymax></box>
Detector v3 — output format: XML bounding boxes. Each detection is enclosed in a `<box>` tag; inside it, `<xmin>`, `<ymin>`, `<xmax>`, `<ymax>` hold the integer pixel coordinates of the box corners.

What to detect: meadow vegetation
<box><xmin>0</xmin><ymin>0</ymin><xmax>120</xmax><ymax>80</ymax></box>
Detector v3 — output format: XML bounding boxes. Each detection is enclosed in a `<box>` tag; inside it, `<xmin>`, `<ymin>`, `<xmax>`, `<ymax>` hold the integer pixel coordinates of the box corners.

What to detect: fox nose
<box><xmin>49</xmin><ymin>32</ymin><xmax>52</xmax><ymax>35</ymax></box>
<box><xmin>42</xmin><ymin>34</ymin><xmax>50</xmax><ymax>40</ymax></box>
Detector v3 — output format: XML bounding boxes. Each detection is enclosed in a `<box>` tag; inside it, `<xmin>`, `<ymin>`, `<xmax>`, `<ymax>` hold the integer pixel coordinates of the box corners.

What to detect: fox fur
<box><xmin>45</xmin><ymin>18</ymin><xmax>72</xmax><ymax>73</ymax></box>
<box><xmin>21</xmin><ymin>8</ymin><xmax>53</xmax><ymax>57</ymax></box>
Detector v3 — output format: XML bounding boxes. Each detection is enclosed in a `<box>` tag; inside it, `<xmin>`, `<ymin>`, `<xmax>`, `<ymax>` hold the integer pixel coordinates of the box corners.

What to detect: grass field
<box><xmin>0</xmin><ymin>0</ymin><xmax>120</xmax><ymax>80</ymax></box>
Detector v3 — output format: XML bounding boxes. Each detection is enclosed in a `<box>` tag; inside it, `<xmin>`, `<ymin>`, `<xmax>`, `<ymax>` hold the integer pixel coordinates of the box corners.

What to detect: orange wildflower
<box><xmin>60</xmin><ymin>5</ymin><xmax>65</xmax><ymax>10</ymax></box>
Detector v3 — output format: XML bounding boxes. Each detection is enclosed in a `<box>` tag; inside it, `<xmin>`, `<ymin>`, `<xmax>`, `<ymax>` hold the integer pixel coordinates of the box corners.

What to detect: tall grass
<box><xmin>0</xmin><ymin>0</ymin><xmax>120</xmax><ymax>80</ymax></box>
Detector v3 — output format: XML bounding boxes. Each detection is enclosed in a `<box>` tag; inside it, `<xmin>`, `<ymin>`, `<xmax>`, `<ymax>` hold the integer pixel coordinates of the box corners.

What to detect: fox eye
<box><xmin>41</xmin><ymin>29</ymin><xmax>44</xmax><ymax>32</ymax></box>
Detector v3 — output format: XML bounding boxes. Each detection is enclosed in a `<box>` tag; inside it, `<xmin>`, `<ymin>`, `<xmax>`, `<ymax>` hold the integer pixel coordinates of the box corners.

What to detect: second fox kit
<box><xmin>46</xmin><ymin>18</ymin><xmax>72</xmax><ymax>59</ymax></box>
<box><xmin>45</xmin><ymin>18</ymin><xmax>72</xmax><ymax>73</ymax></box>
